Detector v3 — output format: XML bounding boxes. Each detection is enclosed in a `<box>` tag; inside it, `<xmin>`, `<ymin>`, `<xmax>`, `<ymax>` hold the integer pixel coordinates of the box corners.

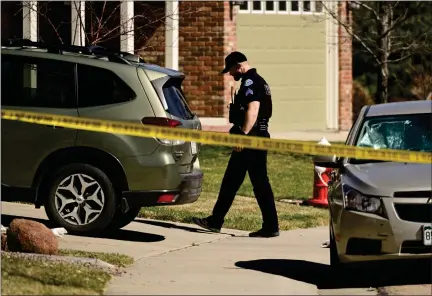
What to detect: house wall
<box><xmin>136</xmin><ymin>1</ymin><xmax>353</xmax><ymax>131</ymax></box>
<box><xmin>133</xmin><ymin>1</ymin><xmax>234</xmax><ymax>118</ymax></box>
<box><xmin>0</xmin><ymin>1</ymin><xmax>352</xmax><ymax>131</ymax></box>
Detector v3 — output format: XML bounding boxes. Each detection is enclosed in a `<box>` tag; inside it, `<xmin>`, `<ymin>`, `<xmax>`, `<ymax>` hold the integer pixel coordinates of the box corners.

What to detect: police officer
<box><xmin>192</xmin><ymin>51</ymin><xmax>279</xmax><ymax>238</ymax></box>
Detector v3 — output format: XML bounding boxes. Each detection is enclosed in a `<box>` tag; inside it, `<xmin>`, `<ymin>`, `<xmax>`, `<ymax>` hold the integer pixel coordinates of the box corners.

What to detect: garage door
<box><xmin>237</xmin><ymin>0</ymin><xmax>327</xmax><ymax>133</ymax></box>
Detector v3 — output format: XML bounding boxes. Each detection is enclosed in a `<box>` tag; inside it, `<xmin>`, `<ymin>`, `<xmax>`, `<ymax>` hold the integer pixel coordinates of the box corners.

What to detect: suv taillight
<box><xmin>141</xmin><ymin>117</ymin><xmax>184</xmax><ymax>145</ymax></box>
<box><xmin>141</xmin><ymin>117</ymin><xmax>182</xmax><ymax>128</ymax></box>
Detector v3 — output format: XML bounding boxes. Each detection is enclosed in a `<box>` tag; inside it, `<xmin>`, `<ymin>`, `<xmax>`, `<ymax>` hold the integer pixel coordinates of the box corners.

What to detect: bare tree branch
<box><xmin>322</xmin><ymin>2</ymin><xmax>381</xmax><ymax>66</ymax></box>
<box><xmin>323</xmin><ymin>0</ymin><xmax>431</xmax><ymax>104</ymax></box>
<box><xmin>379</xmin><ymin>2</ymin><xmax>423</xmax><ymax>40</ymax></box>
<box><xmin>22</xmin><ymin>1</ymin><xmax>64</xmax><ymax>44</ymax></box>
<box><xmin>386</xmin><ymin>52</ymin><xmax>415</xmax><ymax>64</ymax></box>
<box><xmin>351</xmin><ymin>1</ymin><xmax>380</xmax><ymax>22</ymax></box>
<box><xmin>19</xmin><ymin>0</ymin><xmax>199</xmax><ymax>52</ymax></box>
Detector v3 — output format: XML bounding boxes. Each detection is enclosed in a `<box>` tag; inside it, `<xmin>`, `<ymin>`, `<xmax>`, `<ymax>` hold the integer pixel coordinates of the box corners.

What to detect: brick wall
<box><xmin>177</xmin><ymin>1</ymin><xmax>234</xmax><ymax>118</ymax></box>
<box><xmin>338</xmin><ymin>1</ymin><xmax>353</xmax><ymax>131</ymax></box>
<box><xmin>135</xmin><ymin>1</ymin><xmax>236</xmax><ymax>118</ymax></box>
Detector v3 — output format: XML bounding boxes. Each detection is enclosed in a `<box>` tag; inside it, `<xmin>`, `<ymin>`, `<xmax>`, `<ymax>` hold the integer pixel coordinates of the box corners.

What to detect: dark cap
<box><xmin>221</xmin><ymin>51</ymin><xmax>247</xmax><ymax>74</ymax></box>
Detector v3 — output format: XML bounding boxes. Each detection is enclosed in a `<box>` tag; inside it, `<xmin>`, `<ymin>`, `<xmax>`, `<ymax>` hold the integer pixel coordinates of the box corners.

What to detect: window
<box><xmin>291</xmin><ymin>1</ymin><xmax>299</xmax><ymax>12</ymax></box>
<box><xmin>77</xmin><ymin>64</ymin><xmax>136</xmax><ymax>108</ymax></box>
<box><xmin>239</xmin><ymin>1</ymin><xmax>248</xmax><ymax>11</ymax></box>
<box><xmin>162</xmin><ymin>80</ymin><xmax>195</xmax><ymax>120</ymax></box>
<box><xmin>238</xmin><ymin>0</ymin><xmax>324</xmax><ymax>14</ymax></box>
<box><xmin>252</xmin><ymin>0</ymin><xmax>262</xmax><ymax>13</ymax></box>
<box><xmin>1</xmin><ymin>54</ymin><xmax>76</xmax><ymax>108</ymax></box>
<box><xmin>303</xmin><ymin>0</ymin><xmax>311</xmax><ymax>12</ymax></box>
<box><xmin>265</xmin><ymin>1</ymin><xmax>274</xmax><ymax>11</ymax></box>
<box><xmin>278</xmin><ymin>1</ymin><xmax>287</xmax><ymax>12</ymax></box>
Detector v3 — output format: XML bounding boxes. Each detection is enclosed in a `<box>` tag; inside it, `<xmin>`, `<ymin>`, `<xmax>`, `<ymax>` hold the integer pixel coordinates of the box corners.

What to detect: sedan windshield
<box><xmin>351</xmin><ymin>112</ymin><xmax>432</xmax><ymax>164</ymax></box>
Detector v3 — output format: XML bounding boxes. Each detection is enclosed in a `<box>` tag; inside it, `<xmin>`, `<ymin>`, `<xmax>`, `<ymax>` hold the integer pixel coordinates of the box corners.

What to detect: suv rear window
<box><xmin>77</xmin><ymin>64</ymin><xmax>136</xmax><ymax>108</ymax></box>
<box><xmin>162</xmin><ymin>79</ymin><xmax>195</xmax><ymax>120</ymax></box>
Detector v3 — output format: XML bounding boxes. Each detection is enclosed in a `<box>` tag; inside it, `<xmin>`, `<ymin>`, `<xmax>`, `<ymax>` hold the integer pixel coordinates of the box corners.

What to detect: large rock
<box><xmin>6</xmin><ymin>219</ymin><xmax>58</xmax><ymax>255</ymax></box>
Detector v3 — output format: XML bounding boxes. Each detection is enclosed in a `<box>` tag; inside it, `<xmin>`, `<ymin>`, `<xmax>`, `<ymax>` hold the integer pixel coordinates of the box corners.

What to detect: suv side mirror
<box><xmin>312</xmin><ymin>155</ymin><xmax>340</xmax><ymax>169</ymax></box>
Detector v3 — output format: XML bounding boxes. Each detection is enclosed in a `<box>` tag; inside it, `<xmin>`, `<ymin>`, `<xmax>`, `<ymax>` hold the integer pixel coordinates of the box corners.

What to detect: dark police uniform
<box><xmin>203</xmin><ymin>68</ymin><xmax>279</xmax><ymax>236</ymax></box>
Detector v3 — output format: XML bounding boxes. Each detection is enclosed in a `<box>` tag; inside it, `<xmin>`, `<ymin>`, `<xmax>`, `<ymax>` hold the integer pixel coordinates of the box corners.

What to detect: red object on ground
<box><xmin>306</xmin><ymin>166</ymin><xmax>332</xmax><ymax>208</ymax></box>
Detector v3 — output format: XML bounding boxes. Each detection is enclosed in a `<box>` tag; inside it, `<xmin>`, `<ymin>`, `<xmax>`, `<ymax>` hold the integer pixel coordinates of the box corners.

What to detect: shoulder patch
<box><xmin>245</xmin><ymin>88</ymin><xmax>254</xmax><ymax>96</ymax></box>
<box><xmin>264</xmin><ymin>84</ymin><xmax>271</xmax><ymax>96</ymax></box>
<box><xmin>244</xmin><ymin>79</ymin><xmax>253</xmax><ymax>87</ymax></box>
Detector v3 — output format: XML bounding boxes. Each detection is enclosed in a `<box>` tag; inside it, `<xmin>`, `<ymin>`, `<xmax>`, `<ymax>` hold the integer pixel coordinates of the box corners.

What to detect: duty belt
<box><xmin>253</xmin><ymin>118</ymin><xmax>269</xmax><ymax>132</ymax></box>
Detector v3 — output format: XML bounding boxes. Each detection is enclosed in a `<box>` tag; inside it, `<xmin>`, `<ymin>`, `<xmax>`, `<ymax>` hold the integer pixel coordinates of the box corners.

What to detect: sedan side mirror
<box><xmin>312</xmin><ymin>154</ymin><xmax>340</xmax><ymax>169</ymax></box>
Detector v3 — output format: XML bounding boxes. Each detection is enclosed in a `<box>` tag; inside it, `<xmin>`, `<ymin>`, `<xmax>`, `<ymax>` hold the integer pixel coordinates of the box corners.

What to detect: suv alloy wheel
<box><xmin>44</xmin><ymin>163</ymin><xmax>117</xmax><ymax>235</ymax></box>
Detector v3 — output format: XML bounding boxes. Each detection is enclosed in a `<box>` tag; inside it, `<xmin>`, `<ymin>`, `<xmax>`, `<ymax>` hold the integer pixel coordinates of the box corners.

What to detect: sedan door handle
<box><xmin>45</xmin><ymin>125</ymin><xmax>64</xmax><ymax>129</ymax></box>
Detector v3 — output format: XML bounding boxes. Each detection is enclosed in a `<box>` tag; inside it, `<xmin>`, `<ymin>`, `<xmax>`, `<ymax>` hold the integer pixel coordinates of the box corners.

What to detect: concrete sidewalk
<box><xmin>106</xmin><ymin>227</ymin><xmax>329</xmax><ymax>295</ymax></box>
<box><xmin>1</xmin><ymin>201</ymin><xmax>326</xmax><ymax>294</ymax></box>
<box><xmin>1</xmin><ymin>202</ymin><xmax>235</xmax><ymax>261</ymax></box>
<box><xmin>3</xmin><ymin>202</ymin><xmax>428</xmax><ymax>295</ymax></box>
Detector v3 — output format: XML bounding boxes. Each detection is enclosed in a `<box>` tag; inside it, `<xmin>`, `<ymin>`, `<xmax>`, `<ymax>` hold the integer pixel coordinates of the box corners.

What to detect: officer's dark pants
<box><xmin>208</xmin><ymin>134</ymin><xmax>279</xmax><ymax>231</ymax></box>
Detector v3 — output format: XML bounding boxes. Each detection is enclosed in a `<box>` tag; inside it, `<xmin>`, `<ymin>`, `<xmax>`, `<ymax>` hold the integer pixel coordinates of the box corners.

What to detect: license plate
<box><xmin>191</xmin><ymin>142</ymin><xmax>197</xmax><ymax>155</ymax></box>
<box><xmin>422</xmin><ymin>225</ymin><xmax>432</xmax><ymax>246</ymax></box>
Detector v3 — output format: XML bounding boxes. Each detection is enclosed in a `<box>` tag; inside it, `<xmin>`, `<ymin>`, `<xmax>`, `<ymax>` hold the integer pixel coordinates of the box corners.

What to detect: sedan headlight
<box><xmin>344</xmin><ymin>187</ymin><xmax>383</xmax><ymax>215</ymax></box>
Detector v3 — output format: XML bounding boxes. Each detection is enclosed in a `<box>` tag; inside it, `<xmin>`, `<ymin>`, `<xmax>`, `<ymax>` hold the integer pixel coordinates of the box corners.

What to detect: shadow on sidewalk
<box><xmin>135</xmin><ymin>219</ymin><xmax>239</xmax><ymax>237</ymax></box>
<box><xmin>235</xmin><ymin>258</ymin><xmax>432</xmax><ymax>289</ymax></box>
<box><xmin>135</xmin><ymin>219</ymin><xmax>209</xmax><ymax>234</ymax></box>
<box><xmin>2</xmin><ymin>214</ymin><xmax>165</xmax><ymax>243</ymax></box>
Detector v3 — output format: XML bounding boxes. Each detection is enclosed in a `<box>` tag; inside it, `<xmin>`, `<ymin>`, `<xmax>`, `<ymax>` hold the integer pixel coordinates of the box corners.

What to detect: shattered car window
<box><xmin>356</xmin><ymin>113</ymin><xmax>432</xmax><ymax>152</ymax></box>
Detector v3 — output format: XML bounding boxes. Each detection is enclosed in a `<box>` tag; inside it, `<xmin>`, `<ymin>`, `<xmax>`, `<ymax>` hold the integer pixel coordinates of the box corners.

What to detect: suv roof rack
<box><xmin>1</xmin><ymin>38</ymin><xmax>146</xmax><ymax>66</ymax></box>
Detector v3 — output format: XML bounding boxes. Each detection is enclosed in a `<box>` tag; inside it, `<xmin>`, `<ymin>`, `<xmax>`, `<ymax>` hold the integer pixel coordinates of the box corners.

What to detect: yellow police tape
<box><xmin>1</xmin><ymin>109</ymin><xmax>431</xmax><ymax>164</ymax></box>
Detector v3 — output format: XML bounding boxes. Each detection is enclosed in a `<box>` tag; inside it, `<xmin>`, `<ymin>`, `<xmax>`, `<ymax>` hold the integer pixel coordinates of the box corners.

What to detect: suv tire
<box><xmin>107</xmin><ymin>206</ymin><xmax>142</xmax><ymax>230</ymax></box>
<box><xmin>44</xmin><ymin>163</ymin><xmax>117</xmax><ymax>235</ymax></box>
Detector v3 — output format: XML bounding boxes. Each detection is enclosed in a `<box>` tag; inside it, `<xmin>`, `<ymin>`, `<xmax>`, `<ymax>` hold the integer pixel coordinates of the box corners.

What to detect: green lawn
<box><xmin>1</xmin><ymin>250</ymin><xmax>134</xmax><ymax>295</ymax></box>
<box><xmin>139</xmin><ymin>145</ymin><xmax>329</xmax><ymax>232</ymax></box>
<box><xmin>58</xmin><ymin>249</ymin><xmax>134</xmax><ymax>268</ymax></box>
<box><xmin>198</xmin><ymin>145</ymin><xmax>315</xmax><ymax>201</ymax></box>
<box><xmin>140</xmin><ymin>192</ymin><xmax>328</xmax><ymax>231</ymax></box>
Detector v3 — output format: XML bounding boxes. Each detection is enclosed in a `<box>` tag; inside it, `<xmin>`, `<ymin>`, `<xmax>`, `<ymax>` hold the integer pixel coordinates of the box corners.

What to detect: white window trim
<box><xmin>238</xmin><ymin>0</ymin><xmax>324</xmax><ymax>15</ymax></box>
<box><xmin>238</xmin><ymin>1</ymin><xmax>251</xmax><ymax>13</ymax></box>
<box><xmin>277</xmin><ymin>1</ymin><xmax>289</xmax><ymax>15</ymax></box>
<box><xmin>289</xmin><ymin>0</ymin><xmax>302</xmax><ymax>15</ymax></box>
<box><xmin>251</xmin><ymin>0</ymin><xmax>264</xmax><ymax>14</ymax></box>
<box><xmin>325</xmin><ymin>1</ymin><xmax>340</xmax><ymax>130</ymax></box>
<box><xmin>311</xmin><ymin>0</ymin><xmax>316</xmax><ymax>12</ymax></box>
<box><xmin>301</xmin><ymin>1</ymin><xmax>316</xmax><ymax>15</ymax></box>
<box><xmin>264</xmin><ymin>0</ymin><xmax>277</xmax><ymax>14</ymax></box>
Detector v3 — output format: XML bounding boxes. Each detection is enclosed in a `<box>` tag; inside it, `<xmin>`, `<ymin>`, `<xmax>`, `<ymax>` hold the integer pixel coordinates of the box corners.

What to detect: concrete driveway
<box><xmin>2</xmin><ymin>202</ymin><xmax>431</xmax><ymax>295</ymax></box>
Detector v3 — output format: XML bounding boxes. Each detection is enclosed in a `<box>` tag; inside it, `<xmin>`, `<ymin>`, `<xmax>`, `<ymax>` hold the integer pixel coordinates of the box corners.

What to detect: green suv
<box><xmin>1</xmin><ymin>40</ymin><xmax>203</xmax><ymax>235</ymax></box>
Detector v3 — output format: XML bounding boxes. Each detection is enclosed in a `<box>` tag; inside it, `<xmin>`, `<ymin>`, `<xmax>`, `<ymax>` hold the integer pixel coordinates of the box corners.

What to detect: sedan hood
<box><xmin>343</xmin><ymin>162</ymin><xmax>432</xmax><ymax>197</ymax></box>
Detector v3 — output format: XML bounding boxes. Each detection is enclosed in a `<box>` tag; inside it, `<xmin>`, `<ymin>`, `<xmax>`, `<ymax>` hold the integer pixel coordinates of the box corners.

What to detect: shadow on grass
<box><xmin>1</xmin><ymin>214</ymin><xmax>165</xmax><ymax>243</ymax></box>
<box><xmin>235</xmin><ymin>258</ymin><xmax>432</xmax><ymax>290</ymax></box>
